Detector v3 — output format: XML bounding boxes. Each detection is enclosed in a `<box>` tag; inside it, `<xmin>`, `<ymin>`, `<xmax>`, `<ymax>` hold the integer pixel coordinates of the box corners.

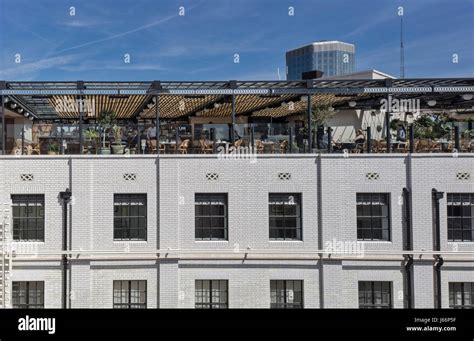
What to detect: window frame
<box><xmin>12</xmin><ymin>281</ymin><xmax>45</xmax><ymax>309</ymax></box>
<box><xmin>195</xmin><ymin>280</ymin><xmax>228</xmax><ymax>309</ymax></box>
<box><xmin>113</xmin><ymin>280</ymin><xmax>147</xmax><ymax>309</ymax></box>
<box><xmin>11</xmin><ymin>194</ymin><xmax>45</xmax><ymax>242</ymax></box>
<box><xmin>113</xmin><ymin>193</ymin><xmax>147</xmax><ymax>241</ymax></box>
<box><xmin>358</xmin><ymin>281</ymin><xmax>392</xmax><ymax>309</ymax></box>
<box><xmin>356</xmin><ymin>193</ymin><xmax>391</xmax><ymax>241</ymax></box>
<box><xmin>449</xmin><ymin>282</ymin><xmax>474</xmax><ymax>309</ymax></box>
<box><xmin>447</xmin><ymin>193</ymin><xmax>474</xmax><ymax>242</ymax></box>
<box><xmin>194</xmin><ymin>193</ymin><xmax>228</xmax><ymax>241</ymax></box>
<box><xmin>268</xmin><ymin>193</ymin><xmax>303</xmax><ymax>241</ymax></box>
<box><xmin>270</xmin><ymin>280</ymin><xmax>304</xmax><ymax>309</ymax></box>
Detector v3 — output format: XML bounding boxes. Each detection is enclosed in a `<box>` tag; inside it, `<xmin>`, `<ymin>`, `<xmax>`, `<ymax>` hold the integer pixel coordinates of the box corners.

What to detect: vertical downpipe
<box><xmin>59</xmin><ymin>188</ymin><xmax>72</xmax><ymax>309</ymax></box>
<box><xmin>403</xmin><ymin>187</ymin><xmax>413</xmax><ymax>308</ymax></box>
<box><xmin>432</xmin><ymin>189</ymin><xmax>444</xmax><ymax>308</ymax></box>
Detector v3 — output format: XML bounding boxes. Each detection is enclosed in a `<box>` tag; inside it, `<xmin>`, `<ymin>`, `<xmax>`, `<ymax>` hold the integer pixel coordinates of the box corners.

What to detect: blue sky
<box><xmin>0</xmin><ymin>0</ymin><xmax>473</xmax><ymax>80</ymax></box>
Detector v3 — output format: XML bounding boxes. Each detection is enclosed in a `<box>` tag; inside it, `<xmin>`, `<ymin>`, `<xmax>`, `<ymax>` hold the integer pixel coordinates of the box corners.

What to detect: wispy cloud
<box><xmin>0</xmin><ymin>55</ymin><xmax>80</xmax><ymax>79</ymax></box>
<box><xmin>343</xmin><ymin>0</ymin><xmax>446</xmax><ymax>39</ymax></box>
<box><xmin>4</xmin><ymin>16</ymin><xmax>55</xmax><ymax>45</ymax></box>
<box><xmin>59</xmin><ymin>61</ymin><xmax>166</xmax><ymax>72</ymax></box>
<box><xmin>53</xmin><ymin>4</ymin><xmax>201</xmax><ymax>54</ymax></box>
<box><xmin>59</xmin><ymin>19</ymin><xmax>110</xmax><ymax>28</ymax></box>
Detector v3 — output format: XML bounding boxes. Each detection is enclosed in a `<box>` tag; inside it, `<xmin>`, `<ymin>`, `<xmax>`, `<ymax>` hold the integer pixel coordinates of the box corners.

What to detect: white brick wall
<box><xmin>177</xmin><ymin>260</ymin><xmax>319</xmax><ymax>308</ymax></box>
<box><xmin>1</xmin><ymin>154</ymin><xmax>472</xmax><ymax>308</ymax></box>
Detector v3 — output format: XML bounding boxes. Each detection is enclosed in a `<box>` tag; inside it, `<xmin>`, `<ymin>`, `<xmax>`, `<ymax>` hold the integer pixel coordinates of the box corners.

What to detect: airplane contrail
<box><xmin>54</xmin><ymin>4</ymin><xmax>200</xmax><ymax>54</ymax></box>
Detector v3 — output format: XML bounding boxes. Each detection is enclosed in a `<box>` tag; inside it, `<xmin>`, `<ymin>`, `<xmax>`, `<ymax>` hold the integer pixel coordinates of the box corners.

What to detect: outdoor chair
<box><xmin>429</xmin><ymin>140</ymin><xmax>441</xmax><ymax>152</ymax></box>
<box><xmin>394</xmin><ymin>141</ymin><xmax>408</xmax><ymax>153</ymax></box>
<box><xmin>234</xmin><ymin>139</ymin><xmax>244</xmax><ymax>148</ymax></box>
<box><xmin>199</xmin><ymin>139</ymin><xmax>213</xmax><ymax>154</ymax></box>
<box><xmin>279</xmin><ymin>140</ymin><xmax>288</xmax><ymax>154</ymax></box>
<box><xmin>369</xmin><ymin>139</ymin><xmax>378</xmax><ymax>152</ymax></box>
<box><xmin>27</xmin><ymin>143</ymin><xmax>41</xmax><ymax>155</ymax></box>
<box><xmin>158</xmin><ymin>143</ymin><xmax>166</xmax><ymax>154</ymax></box>
<box><xmin>355</xmin><ymin>142</ymin><xmax>365</xmax><ymax>153</ymax></box>
<box><xmin>11</xmin><ymin>139</ymin><xmax>26</xmax><ymax>155</ymax></box>
<box><xmin>178</xmin><ymin>139</ymin><xmax>190</xmax><ymax>154</ymax></box>
<box><xmin>416</xmin><ymin>139</ymin><xmax>431</xmax><ymax>152</ymax></box>
<box><xmin>377</xmin><ymin>140</ymin><xmax>387</xmax><ymax>153</ymax></box>
<box><xmin>460</xmin><ymin>140</ymin><xmax>472</xmax><ymax>152</ymax></box>
<box><xmin>148</xmin><ymin>139</ymin><xmax>157</xmax><ymax>154</ymax></box>
<box><xmin>255</xmin><ymin>139</ymin><xmax>264</xmax><ymax>154</ymax></box>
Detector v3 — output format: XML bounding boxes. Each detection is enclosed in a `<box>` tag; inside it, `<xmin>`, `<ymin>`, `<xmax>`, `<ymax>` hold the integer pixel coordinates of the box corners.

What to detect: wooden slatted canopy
<box><xmin>49</xmin><ymin>95</ymin><xmax>147</xmax><ymax>119</ymax></box>
<box><xmin>2</xmin><ymin>79</ymin><xmax>473</xmax><ymax>120</ymax></box>
<box><xmin>30</xmin><ymin>93</ymin><xmax>362</xmax><ymax>120</ymax></box>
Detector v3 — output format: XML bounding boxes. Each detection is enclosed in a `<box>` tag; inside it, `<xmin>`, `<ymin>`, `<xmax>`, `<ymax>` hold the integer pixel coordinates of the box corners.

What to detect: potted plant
<box><xmin>111</xmin><ymin>124</ymin><xmax>125</xmax><ymax>154</ymax></box>
<box><xmin>413</xmin><ymin>115</ymin><xmax>434</xmax><ymax>139</ymax></box>
<box><xmin>47</xmin><ymin>143</ymin><xmax>59</xmax><ymax>155</ymax></box>
<box><xmin>97</xmin><ymin>109</ymin><xmax>116</xmax><ymax>154</ymax></box>
<box><xmin>310</xmin><ymin>104</ymin><xmax>336</xmax><ymax>150</ymax></box>
<box><xmin>84</xmin><ymin>128</ymin><xmax>99</xmax><ymax>154</ymax></box>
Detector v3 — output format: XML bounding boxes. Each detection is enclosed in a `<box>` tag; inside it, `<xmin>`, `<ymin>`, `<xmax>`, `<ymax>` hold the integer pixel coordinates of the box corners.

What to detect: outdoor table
<box><xmin>391</xmin><ymin>141</ymin><xmax>407</xmax><ymax>151</ymax></box>
<box><xmin>437</xmin><ymin>139</ymin><xmax>450</xmax><ymax>152</ymax></box>
<box><xmin>214</xmin><ymin>141</ymin><xmax>231</xmax><ymax>153</ymax></box>
<box><xmin>160</xmin><ymin>141</ymin><xmax>177</xmax><ymax>154</ymax></box>
<box><xmin>339</xmin><ymin>142</ymin><xmax>356</xmax><ymax>151</ymax></box>
<box><xmin>261</xmin><ymin>141</ymin><xmax>275</xmax><ymax>153</ymax></box>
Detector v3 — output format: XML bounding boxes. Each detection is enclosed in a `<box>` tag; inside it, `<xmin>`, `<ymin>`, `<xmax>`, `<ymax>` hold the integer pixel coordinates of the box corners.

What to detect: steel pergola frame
<box><xmin>1</xmin><ymin>78</ymin><xmax>473</xmax><ymax>155</ymax></box>
<box><xmin>1</xmin><ymin>78</ymin><xmax>473</xmax><ymax>95</ymax></box>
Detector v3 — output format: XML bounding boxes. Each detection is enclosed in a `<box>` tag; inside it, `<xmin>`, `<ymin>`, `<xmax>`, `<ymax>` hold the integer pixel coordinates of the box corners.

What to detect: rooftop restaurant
<box><xmin>0</xmin><ymin>78</ymin><xmax>473</xmax><ymax>156</ymax></box>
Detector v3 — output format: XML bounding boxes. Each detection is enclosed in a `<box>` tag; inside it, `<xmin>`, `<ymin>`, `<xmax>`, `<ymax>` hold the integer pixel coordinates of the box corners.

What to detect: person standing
<box><xmin>147</xmin><ymin>123</ymin><xmax>157</xmax><ymax>140</ymax></box>
<box><xmin>396</xmin><ymin>124</ymin><xmax>407</xmax><ymax>142</ymax></box>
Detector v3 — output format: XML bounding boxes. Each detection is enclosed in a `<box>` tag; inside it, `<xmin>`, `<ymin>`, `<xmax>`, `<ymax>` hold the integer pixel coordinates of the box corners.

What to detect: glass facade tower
<box><xmin>286</xmin><ymin>41</ymin><xmax>355</xmax><ymax>80</ymax></box>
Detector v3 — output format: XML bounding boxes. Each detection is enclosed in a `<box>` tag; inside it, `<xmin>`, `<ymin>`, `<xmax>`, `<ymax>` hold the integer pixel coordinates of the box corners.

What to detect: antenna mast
<box><xmin>400</xmin><ymin>16</ymin><xmax>405</xmax><ymax>79</ymax></box>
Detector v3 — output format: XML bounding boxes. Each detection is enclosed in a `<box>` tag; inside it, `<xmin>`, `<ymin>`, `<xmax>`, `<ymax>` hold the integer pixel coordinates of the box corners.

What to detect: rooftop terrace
<box><xmin>1</xmin><ymin>78</ymin><xmax>473</xmax><ymax>156</ymax></box>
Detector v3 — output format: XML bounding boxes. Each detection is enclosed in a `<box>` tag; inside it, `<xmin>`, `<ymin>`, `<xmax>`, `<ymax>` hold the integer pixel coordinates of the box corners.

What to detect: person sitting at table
<box><xmin>396</xmin><ymin>124</ymin><xmax>407</xmax><ymax>142</ymax></box>
<box><xmin>130</xmin><ymin>130</ymin><xmax>139</xmax><ymax>148</ymax></box>
<box><xmin>147</xmin><ymin>124</ymin><xmax>157</xmax><ymax>140</ymax></box>
<box><xmin>355</xmin><ymin>129</ymin><xmax>366</xmax><ymax>144</ymax></box>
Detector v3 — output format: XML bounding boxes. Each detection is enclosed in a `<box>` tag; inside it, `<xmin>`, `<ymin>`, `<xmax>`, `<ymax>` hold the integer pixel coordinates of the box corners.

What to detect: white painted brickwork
<box><xmin>0</xmin><ymin>154</ymin><xmax>472</xmax><ymax>308</ymax></box>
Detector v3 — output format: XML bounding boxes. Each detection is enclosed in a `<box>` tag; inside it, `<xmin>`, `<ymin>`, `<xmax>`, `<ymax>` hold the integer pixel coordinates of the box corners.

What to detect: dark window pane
<box><xmin>113</xmin><ymin>280</ymin><xmax>147</xmax><ymax>309</ymax></box>
<box><xmin>113</xmin><ymin>194</ymin><xmax>147</xmax><ymax>241</ymax></box>
<box><xmin>270</xmin><ymin>280</ymin><xmax>303</xmax><ymax>309</ymax></box>
<box><xmin>447</xmin><ymin>194</ymin><xmax>474</xmax><ymax>242</ymax></box>
<box><xmin>11</xmin><ymin>195</ymin><xmax>45</xmax><ymax>242</ymax></box>
<box><xmin>12</xmin><ymin>281</ymin><xmax>44</xmax><ymax>309</ymax></box>
<box><xmin>358</xmin><ymin>281</ymin><xmax>392</xmax><ymax>309</ymax></box>
<box><xmin>195</xmin><ymin>194</ymin><xmax>228</xmax><ymax>241</ymax></box>
<box><xmin>269</xmin><ymin>194</ymin><xmax>302</xmax><ymax>241</ymax></box>
<box><xmin>356</xmin><ymin>193</ymin><xmax>390</xmax><ymax>241</ymax></box>
<box><xmin>195</xmin><ymin>280</ymin><xmax>228</xmax><ymax>309</ymax></box>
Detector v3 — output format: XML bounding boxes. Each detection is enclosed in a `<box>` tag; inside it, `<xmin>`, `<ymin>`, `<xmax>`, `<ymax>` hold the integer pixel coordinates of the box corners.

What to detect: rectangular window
<box><xmin>270</xmin><ymin>280</ymin><xmax>303</xmax><ymax>308</ymax></box>
<box><xmin>447</xmin><ymin>193</ymin><xmax>474</xmax><ymax>242</ymax></box>
<box><xmin>12</xmin><ymin>194</ymin><xmax>45</xmax><ymax>241</ymax></box>
<box><xmin>269</xmin><ymin>193</ymin><xmax>302</xmax><ymax>240</ymax></box>
<box><xmin>113</xmin><ymin>280</ymin><xmax>147</xmax><ymax>309</ymax></box>
<box><xmin>195</xmin><ymin>280</ymin><xmax>228</xmax><ymax>309</ymax></box>
<box><xmin>113</xmin><ymin>194</ymin><xmax>147</xmax><ymax>241</ymax></box>
<box><xmin>358</xmin><ymin>281</ymin><xmax>392</xmax><ymax>309</ymax></box>
<box><xmin>449</xmin><ymin>282</ymin><xmax>473</xmax><ymax>308</ymax></box>
<box><xmin>12</xmin><ymin>281</ymin><xmax>44</xmax><ymax>309</ymax></box>
<box><xmin>195</xmin><ymin>194</ymin><xmax>228</xmax><ymax>240</ymax></box>
<box><xmin>356</xmin><ymin>193</ymin><xmax>391</xmax><ymax>241</ymax></box>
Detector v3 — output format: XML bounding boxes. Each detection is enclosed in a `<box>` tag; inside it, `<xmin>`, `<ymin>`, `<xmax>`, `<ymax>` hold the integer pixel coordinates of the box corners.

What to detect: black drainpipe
<box><xmin>434</xmin><ymin>255</ymin><xmax>444</xmax><ymax>309</ymax></box>
<box><xmin>403</xmin><ymin>188</ymin><xmax>412</xmax><ymax>250</ymax></box>
<box><xmin>432</xmin><ymin>189</ymin><xmax>444</xmax><ymax>309</ymax></box>
<box><xmin>404</xmin><ymin>255</ymin><xmax>414</xmax><ymax>309</ymax></box>
<box><xmin>432</xmin><ymin>189</ymin><xmax>444</xmax><ymax>252</ymax></box>
<box><xmin>59</xmin><ymin>188</ymin><xmax>72</xmax><ymax>309</ymax></box>
<box><xmin>402</xmin><ymin>187</ymin><xmax>413</xmax><ymax>308</ymax></box>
